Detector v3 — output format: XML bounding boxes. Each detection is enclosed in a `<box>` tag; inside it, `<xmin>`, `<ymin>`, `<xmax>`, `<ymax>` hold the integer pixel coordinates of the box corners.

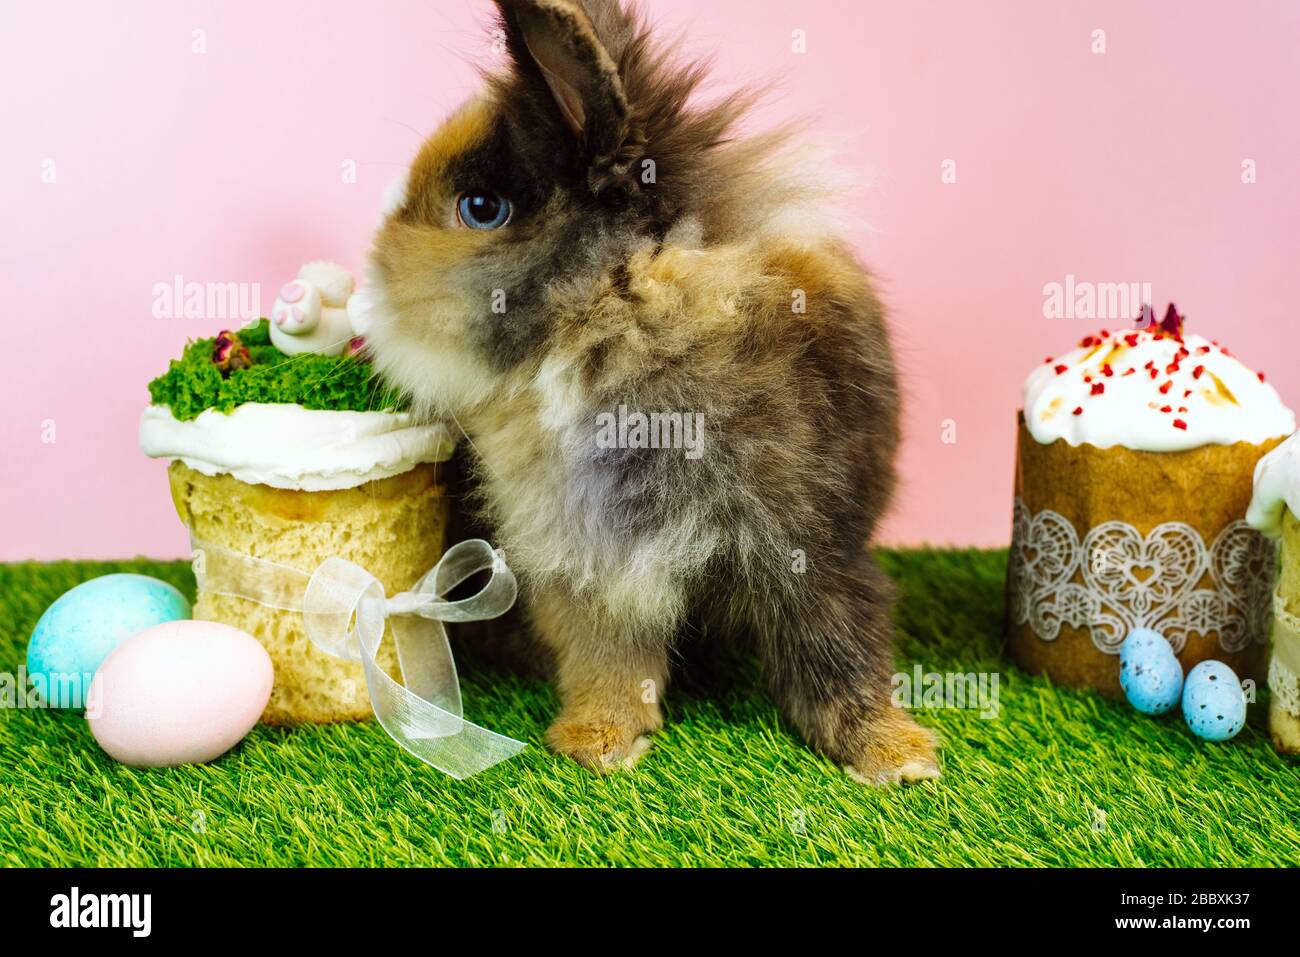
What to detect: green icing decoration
<box><xmin>147</xmin><ymin>319</ymin><xmax>408</xmax><ymax>421</ymax></box>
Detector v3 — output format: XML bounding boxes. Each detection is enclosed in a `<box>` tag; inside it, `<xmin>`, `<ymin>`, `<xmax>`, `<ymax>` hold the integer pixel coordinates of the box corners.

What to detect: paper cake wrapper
<box><xmin>1268</xmin><ymin>509</ymin><xmax>1300</xmax><ymax>752</ymax></box>
<box><xmin>167</xmin><ymin>460</ymin><xmax>448</xmax><ymax>724</ymax></box>
<box><xmin>1005</xmin><ymin>414</ymin><xmax>1281</xmax><ymax>696</ymax></box>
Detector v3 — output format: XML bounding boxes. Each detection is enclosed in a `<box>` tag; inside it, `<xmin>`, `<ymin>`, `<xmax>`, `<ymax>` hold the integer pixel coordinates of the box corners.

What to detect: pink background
<box><xmin>3</xmin><ymin>0</ymin><xmax>1299</xmax><ymax>561</ymax></box>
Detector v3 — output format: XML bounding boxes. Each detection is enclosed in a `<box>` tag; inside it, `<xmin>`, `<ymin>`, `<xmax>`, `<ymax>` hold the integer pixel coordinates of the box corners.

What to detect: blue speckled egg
<box><xmin>1119</xmin><ymin>634</ymin><xmax>1183</xmax><ymax>715</ymax></box>
<box><xmin>1119</xmin><ymin>629</ymin><xmax>1182</xmax><ymax>713</ymax></box>
<box><xmin>1120</xmin><ymin>628</ymin><xmax>1173</xmax><ymax>665</ymax></box>
<box><xmin>1181</xmin><ymin>660</ymin><xmax>1247</xmax><ymax>742</ymax></box>
<box><xmin>26</xmin><ymin>574</ymin><xmax>191</xmax><ymax>709</ymax></box>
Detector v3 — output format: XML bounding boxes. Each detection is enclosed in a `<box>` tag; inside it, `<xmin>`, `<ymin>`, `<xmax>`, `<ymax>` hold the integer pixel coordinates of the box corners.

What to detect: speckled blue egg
<box><xmin>1120</xmin><ymin>628</ymin><xmax>1174</xmax><ymax>666</ymax></box>
<box><xmin>1118</xmin><ymin>629</ymin><xmax>1183</xmax><ymax>715</ymax></box>
<box><xmin>1181</xmin><ymin>660</ymin><xmax>1247</xmax><ymax>742</ymax></box>
<box><xmin>26</xmin><ymin>574</ymin><xmax>190</xmax><ymax>709</ymax></box>
<box><xmin>1120</xmin><ymin>646</ymin><xmax>1183</xmax><ymax>715</ymax></box>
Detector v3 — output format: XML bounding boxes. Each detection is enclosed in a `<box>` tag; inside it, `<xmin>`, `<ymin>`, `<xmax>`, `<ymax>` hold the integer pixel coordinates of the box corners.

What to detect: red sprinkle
<box><xmin>1160</xmin><ymin>405</ymin><xmax>1172</xmax><ymax>413</ymax></box>
<box><xmin>1054</xmin><ymin>364</ymin><xmax>1068</xmax><ymax>375</ymax></box>
<box><xmin>1165</xmin><ymin>362</ymin><xmax>1180</xmax><ymax>374</ymax></box>
<box><xmin>1196</xmin><ymin>345</ymin><xmax>1211</xmax><ymax>354</ymax></box>
<box><xmin>1259</xmin><ymin>371</ymin><xmax>1267</xmax><ymax>383</ymax></box>
<box><xmin>1192</xmin><ymin>365</ymin><xmax>1205</xmax><ymax>379</ymax></box>
<box><xmin>1091</xmin><ymin>382</ymin><xmax>1105</xmax><ymax>395</ymax></box>
<box><xmin>1072</xmin><ymin>407</ymin><xmax>1083</xmax><ymax>416</ymax></box>
<box><xmin>1123</xmin><ymin>368</ymin><xmax>1137</xmax><ymax>376</ymax></box>
<box><xmin>1101</xmin><ymin>364</ymin><xmax>1114</xmax><ymax>377</ymax></box>
<box><xmin>1124</xmin><ymin>334</ymin><xmax>1140</xmax><ymax>347</ymax></box>
<box><xmin>1184</xmin><ymin>389</ymin><xmax>1193</xmax><ymax>398</ymax></box>
<box><xmin>1158</xmin><ymin>381</ymin><xmax>1173</xmax><ymax>394</ymax></box>
<box><xmin>1173</xmin><ymin>419</ymin><xmax>1188</xmax><ymax>430</ymax></box>
<box><xmin>1178</xmin><ymin>406</ymin><xmax>1188</xmax><ymax>413</ymax></box>
<box><xmin>1079</xmin><ymin>336</ymin><xmax>1098</xmax><ymax>348</ymax></box>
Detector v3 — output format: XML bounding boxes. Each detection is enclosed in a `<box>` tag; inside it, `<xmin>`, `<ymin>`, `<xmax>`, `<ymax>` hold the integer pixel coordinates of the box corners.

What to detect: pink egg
<box><xmin>87</xmin><ymin>620</ymin><xmax>273</xmax><ymax>768</ymax></box>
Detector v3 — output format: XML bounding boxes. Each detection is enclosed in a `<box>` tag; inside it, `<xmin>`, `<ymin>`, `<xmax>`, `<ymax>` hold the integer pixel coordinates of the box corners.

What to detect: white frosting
<box><xmin>1023</xmin><ymin>328</ymin><xmax>1293</xmax><ymax>451</ymax></box>
<box><xmin>140</xmin><ymin>403</ymin><xmax>455</xmax><ymax>491</ymax></box>
<box><xmin>1248</xmin><ymin>432</ymin><xmax>1300</xmax><ymax>538</ymax></box>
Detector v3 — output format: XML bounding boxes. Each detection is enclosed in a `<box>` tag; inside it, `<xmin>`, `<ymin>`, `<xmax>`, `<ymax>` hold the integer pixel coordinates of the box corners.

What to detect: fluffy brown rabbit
<box><xmin>363</xmin><ymin>0</ymin><xmax>940</xmax><ymax>785</ymax></box>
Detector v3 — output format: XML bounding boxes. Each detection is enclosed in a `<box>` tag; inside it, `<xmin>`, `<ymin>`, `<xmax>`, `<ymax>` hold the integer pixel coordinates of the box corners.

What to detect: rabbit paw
<box><xmin>271</xmin><ymin>280</ymin><xmax>322</xmax><ymax>332</ymax></box>
<box><xmin>546</xmin><ymin>712</ymin><xmax>654</xmax><ymax>774</ymax></box>
<box><xmin>842</xmin><ymin>711</ymin><xmax>941</xmax><ymax>788</ymax></box>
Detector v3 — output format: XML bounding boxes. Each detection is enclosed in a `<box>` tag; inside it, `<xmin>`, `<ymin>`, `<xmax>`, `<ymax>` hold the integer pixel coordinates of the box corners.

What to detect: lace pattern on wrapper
<box><xmin>1009</xmin><ymin>497</ymin><xmax>1277</xmax><ymax>656</ymax></box>
<box><xmin>1270</xmin><ymin>593</ymin><xmax>1300</xmax><ymax>718</ymax></box>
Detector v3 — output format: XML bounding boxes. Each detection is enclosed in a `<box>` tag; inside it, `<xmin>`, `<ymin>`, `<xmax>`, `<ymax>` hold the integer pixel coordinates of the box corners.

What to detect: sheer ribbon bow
<box><xmin>190</xmin><ymin>534</ymin><xmax>526</xmax><ymax>778</ymax></box>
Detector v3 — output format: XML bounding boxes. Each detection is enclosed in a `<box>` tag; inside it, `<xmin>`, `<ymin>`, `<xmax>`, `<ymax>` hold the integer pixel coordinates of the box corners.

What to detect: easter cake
<box><xmin>1246</xmin><ymin>435</ymin><xmax>1300</xmax><ymax>752</ymax></box>
<box><xmin>1006</xmin><ymin>305</ymin><xmax>1293</xmax><ymax>694</ymax></box>
<box><xmin>140</xmin><ymin>261</ymin><xmax>455</xmax><ymax>724</ymax></box>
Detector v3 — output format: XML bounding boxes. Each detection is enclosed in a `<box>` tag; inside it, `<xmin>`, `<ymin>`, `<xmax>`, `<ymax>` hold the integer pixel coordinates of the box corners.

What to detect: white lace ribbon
<box><xmin>189</xmin><ymin>533</ymin><xmax>526</xmax><ymax>779</ymax></box>
<box><xmin>1008</xmin><ymin>497</ymin><xmax>1276</xmax><ymax>655</ymax></box>
<box><xmin>1271</xmin><ymin>592</ymin><xmax>1300</xmax><ymax>719</ymax></box>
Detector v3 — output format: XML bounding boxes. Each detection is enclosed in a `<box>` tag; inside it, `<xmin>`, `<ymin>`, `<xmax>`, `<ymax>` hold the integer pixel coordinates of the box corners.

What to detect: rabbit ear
<box><xmin>496</xmin><ymin>0</ymin><xmax>629</xmax><ymax>156</ymax></box>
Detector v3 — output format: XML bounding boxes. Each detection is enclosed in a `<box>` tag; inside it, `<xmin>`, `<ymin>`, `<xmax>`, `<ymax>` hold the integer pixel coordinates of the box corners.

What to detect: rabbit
<box><xmin>361</xmin><ymin>0</ymin><xmax>940</xmax><ymax>786</ymax></box>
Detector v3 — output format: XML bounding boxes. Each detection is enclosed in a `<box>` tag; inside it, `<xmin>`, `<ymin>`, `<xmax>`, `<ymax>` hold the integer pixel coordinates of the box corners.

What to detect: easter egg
<box><xmin>87</xmin><ymin>620</ymin><xmax>273</xmax><ymax>767</ymax></box>
<box><xmin>1118</xmin><ymin>628</ymin><xmax>1183</xmax><ymax>715</ymax></box>
<box><xmin>26</xmin><ymin>574</ymin><xmax>190</xmax><ymax>709</ymax></box>
<box><xmin>1181</xmin><ymin>660</ymin><xmax>1247</xmax><ymax>742</ymax></box>
<box><xmin>1119</xmin><ymin>628</ymin><xmax>1173</xmax><ymax>665</ymax></box>
<box><xmin>1120</xmin><ymin>646</ymin><xmax>1183</xmax><ymax>715</ymax></box>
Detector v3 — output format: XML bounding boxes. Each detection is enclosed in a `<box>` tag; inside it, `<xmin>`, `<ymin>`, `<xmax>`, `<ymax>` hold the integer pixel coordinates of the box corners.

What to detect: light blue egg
<box><xmin>1120</xmin><ymin>628</ymin><xmax>1174</xmax><ymax>666</ymax></box>
<box><xmin>26</xmin><ymin>574</ymin><xmax>191</xmax><ymax>709</ymax></box>
<box><xmin>1118</xmin><ymin>628</ymin><xmax>1183</xmax><ymax>715</ymax></box>
<box><xmin>1120</xmin><ymin>645</ymin><xmax>1184</xmax><ymax>715</ymax></box>
<box><xmin>1181</xmin><ymin>660</ymin><xmax>1247</xmax><ymax>742</ymax></box>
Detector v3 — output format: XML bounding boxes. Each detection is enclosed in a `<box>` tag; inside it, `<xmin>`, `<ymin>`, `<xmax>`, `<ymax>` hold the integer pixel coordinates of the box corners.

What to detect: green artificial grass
<box><xmin>147</xmin><ymin>318</ymin><xmax>406</xmax><ymax>421</ymax></box>
<box><xmin>2</xmin><ymin>549</ymin><xmax>1299</xmax><ymax>867</ymax></box>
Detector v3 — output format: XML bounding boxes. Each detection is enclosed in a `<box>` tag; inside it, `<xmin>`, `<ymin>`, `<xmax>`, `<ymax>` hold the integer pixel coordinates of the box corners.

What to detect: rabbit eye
<box><xmin>456</xmin><ymin>190</ymin><xmax>511</xmax><ymax>229</ymax></box>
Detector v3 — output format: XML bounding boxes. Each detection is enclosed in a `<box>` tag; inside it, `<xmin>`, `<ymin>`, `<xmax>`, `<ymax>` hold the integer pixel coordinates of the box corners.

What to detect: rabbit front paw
<box><xmin>842</xmin><ymin>710</ymin><xmax>941</xmax><ymax>788</ymax></box>
<box><xmin>546</xmin><ymin>710</ymin><xmax>656</xmax><ymax>774</ymax></box>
